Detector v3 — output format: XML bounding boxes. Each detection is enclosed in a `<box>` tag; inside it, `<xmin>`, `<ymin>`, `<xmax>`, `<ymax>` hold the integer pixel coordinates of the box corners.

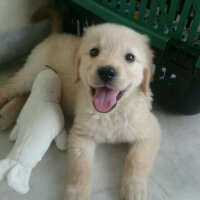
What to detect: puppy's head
<box><xmin>75</xmin><ymin>23</ymin><xmax>153</xmax><ymax>113</ymax></box>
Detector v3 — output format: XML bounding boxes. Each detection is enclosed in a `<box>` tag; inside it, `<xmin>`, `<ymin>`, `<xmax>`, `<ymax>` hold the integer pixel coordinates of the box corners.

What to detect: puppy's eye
<box><xmin>90</xmin><ymin>48</ymin><xmax>99</xmax><ymax>57</ymax></box>
<box><xmin>125</xmin><ymin>53</ymin><xmax>135</xmax><ymax>62</ymax></box>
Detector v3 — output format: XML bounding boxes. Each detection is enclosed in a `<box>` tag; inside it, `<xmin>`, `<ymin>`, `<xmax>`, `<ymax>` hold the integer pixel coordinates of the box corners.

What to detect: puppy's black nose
<box><xmin>97</xmin><ymin>66</ymin><xmax>117</xmax><ymax>82</ymax></box>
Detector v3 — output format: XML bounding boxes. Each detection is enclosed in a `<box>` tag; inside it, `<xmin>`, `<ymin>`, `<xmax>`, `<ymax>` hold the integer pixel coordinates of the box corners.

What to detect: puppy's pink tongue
<box><xmin>93</xmin><ymin>87</ymin><xmax>118</xmax><ymax>112</ymax></box>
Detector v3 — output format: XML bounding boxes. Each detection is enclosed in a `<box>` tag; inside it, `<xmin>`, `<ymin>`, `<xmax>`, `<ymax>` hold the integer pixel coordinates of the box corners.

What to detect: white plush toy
<box><xmin>0</xmin><ymin>68</ymin><xmax>67</xmax><ymax>194</ymax></box>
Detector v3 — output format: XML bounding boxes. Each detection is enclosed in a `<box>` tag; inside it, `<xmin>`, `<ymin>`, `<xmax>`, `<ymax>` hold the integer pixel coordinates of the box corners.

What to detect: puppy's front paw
<box><xmin>64</xmin><ymin>185</ymin><xmax>90</xmax><ymax>200</ymax></box>
<box><xmin>0</xmin><ymin>103</ymin><xmax>16</xmax><ymax>131</ymax></box>
<box><xmin>120</xmin><ymin>178</ymin><xmax>147</xmax><ymax>200</ymax></box>
<box><xmin>0</xmin><ymin>93</ymin><xmax>7</xmax><ymax>109</ymax></box>
<box><xmin>0</xmin><ymin>110</ymin><xmax>11</xmax><ymax>131</ymax></box>
<box><xmin>0</xmin><ymin>96</ymin><xmax>26</xmax><ymax>131</ymax></box>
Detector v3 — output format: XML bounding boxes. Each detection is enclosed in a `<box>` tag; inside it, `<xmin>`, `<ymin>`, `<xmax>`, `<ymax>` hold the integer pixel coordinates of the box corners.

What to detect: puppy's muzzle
<box><xmin>97</xmin><ymin>65</ymin><xmax>117</xmax><ymax>83</ymax></box>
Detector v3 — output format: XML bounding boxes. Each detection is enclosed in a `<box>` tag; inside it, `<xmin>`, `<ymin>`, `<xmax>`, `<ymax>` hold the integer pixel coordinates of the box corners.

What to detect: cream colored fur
<box><xmin>0</xmin><ymin>0</ymin><xmax>52</xmax><ymax>37</ymax></box>
<box><xmin>0</xmin><ymin>23</ymin><xmax>160</xmax><ymax>200</ymax></box>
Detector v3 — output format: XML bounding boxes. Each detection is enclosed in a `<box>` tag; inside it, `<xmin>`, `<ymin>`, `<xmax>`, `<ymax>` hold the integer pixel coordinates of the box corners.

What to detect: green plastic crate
<box><xmin>72</xmin><ymin>1</ymin><xmax>200</xmax><ymax>47</ymax></box>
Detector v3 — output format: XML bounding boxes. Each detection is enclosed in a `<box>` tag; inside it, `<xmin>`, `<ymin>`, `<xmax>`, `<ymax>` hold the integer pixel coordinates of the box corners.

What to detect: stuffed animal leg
<box><xmin>0</xmin><ymin>69</ymin><xmax>67</xmax><ymax>194</ymax></box>
<box><xmin>9</xmin><ymin>124</ymin><xmax>67</xmax><ymax>151</ymax></box>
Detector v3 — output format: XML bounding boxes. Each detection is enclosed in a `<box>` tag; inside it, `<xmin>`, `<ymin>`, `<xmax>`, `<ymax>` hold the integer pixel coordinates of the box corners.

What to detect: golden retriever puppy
<box><xmin>0</xmin><ymin>23</ymin><xmax>160</xmax><ymax>200</ymax></box>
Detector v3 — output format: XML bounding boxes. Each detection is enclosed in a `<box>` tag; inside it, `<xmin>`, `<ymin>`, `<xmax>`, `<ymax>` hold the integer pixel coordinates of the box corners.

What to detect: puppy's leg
<box><xmin>65</xmin><ymin>130</ymin><xmax>96</xmax><ymax>200</ymax></box>
<box><xmin>120</xmin><ymin>137</ymin><xmax>159</xmax><ymax>200</ymax></box>
<box><xmin>0</xmin><ymin>64</ymin><xmax>45</xmax><ymax>108</ymax></box>
<box><xmin>0</xmin><ymin>58</ymin><xmax>46</xmax><ymax>130</ymax></box>
<box><xmin>0</xmin><ymin>95</ymin><xmax>28</xmax><ymax>131</ymax></box>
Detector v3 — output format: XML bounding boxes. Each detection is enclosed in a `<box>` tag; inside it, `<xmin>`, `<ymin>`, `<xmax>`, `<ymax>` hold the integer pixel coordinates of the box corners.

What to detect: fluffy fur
<box><xmin>0</xmin><ymin>0</ymin><xmax>53</xmax><ymax>37</ymax></box>
<box><xmin>0</xmin><ymin>23</ymin><xmax>160</xmax><ymax>200</ymax></box>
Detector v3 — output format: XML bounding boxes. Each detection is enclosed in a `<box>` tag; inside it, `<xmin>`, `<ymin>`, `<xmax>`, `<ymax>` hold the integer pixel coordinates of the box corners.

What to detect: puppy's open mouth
<box><xmin>91</xmin><ymin>86</ymin><xmax>125</xmax><ymax>113</ymax></box>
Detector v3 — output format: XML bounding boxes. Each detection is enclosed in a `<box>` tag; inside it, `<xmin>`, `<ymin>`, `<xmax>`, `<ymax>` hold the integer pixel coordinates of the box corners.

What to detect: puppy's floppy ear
<box><xmin>73</xmin><ymin>46</ymin><xmax>81</xmax><ymax>83</ymax></box>
<box><xmin>140</xmin><ymin>48</ymin><xmax>153</xmax><ymax>95</ymax></box>
<box><xmin>140</xmin><ymin>66</ymin><xmax>151</xmax><ymax>95</ymax></box>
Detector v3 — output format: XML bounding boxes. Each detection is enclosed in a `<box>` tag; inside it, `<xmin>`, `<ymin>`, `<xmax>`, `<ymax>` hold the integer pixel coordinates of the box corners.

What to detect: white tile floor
<box><xmin>0</xmin><ymin>64</ymin><xmax>200</xmax><ymax>200</ymax></box>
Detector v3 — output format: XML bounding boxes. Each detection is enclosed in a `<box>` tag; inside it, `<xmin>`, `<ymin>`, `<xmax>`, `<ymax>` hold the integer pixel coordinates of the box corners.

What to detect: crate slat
<box><xmin>175</xmin><ymin>0</ymin><xmax>192</xmax><ymax>38</ymax></box>
<box><xmin>187</xmin><ymin>12</ymin><xmax>200</xmax><ymax>44</ymax></box>
<box><xmin>138</xmin><ymin>0</ymin><xmax>148</xmax><ymax>23</ymax></box>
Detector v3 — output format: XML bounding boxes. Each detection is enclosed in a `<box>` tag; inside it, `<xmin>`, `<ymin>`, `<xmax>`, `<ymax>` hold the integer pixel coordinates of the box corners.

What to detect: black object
<box><xmin>90</xmin><ymin>48</ymin><xmax>99</xmax><ymax>57</ymax></box>
<box><xmin>97</xmin><ymin>66</ymin><xmax>117</xmax><ymax>82</ymax></box>
<box><xmin>152</xmin><ymin>40</ymin><xmax>200</xmax><ymax>115</ymax></box>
